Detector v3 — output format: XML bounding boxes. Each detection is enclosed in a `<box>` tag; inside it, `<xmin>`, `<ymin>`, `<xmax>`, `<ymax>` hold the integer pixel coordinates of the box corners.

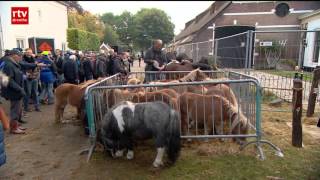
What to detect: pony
<box><xmin>205</xmin><ymin>83</ymin><xmax>238</xmax><ymax>107</ymax></box>
<box><xmin>163</xmin><ymin>60</ymin><xmax>195</xmax><ymax>75</ymax></box>
<box><xmin>100</xmin><ymin>101</ymin><xmax>181</xmax><ymax>168</ymax></box>
<box><xmin>148</xmin><ymin>68</ymin><xmax>211</xmax><ymax>84</ymax></box>
<box><xmin>126</xmin><ymin>78</ymin><xmax>143</xmax><ymax>92</ymax></box>
<box><xmin>131</xmin><ymin>91</ymin><xmax>179</xmax><ymax>111</ymax></box>
<box><xmin>178</xmin><ymin>92</ymin><xmax>249</xmax><ymax>144</ymax></box>
<box><xmin>54</xmin><ymin>79</ymin><xmax>102</xmax><ymax>123</ymax></box>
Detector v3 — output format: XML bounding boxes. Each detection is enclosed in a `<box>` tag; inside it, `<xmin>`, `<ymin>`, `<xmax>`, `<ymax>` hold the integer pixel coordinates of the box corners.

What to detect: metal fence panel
<box><xmin>176</xmin><ymin>40</ymin><xmax>213</xmax><ymax>62</ymax></box>
<box><xmin>84</xmin><ymin>70</ymin><xmax>282</xmax><ymax>161</ymax></box>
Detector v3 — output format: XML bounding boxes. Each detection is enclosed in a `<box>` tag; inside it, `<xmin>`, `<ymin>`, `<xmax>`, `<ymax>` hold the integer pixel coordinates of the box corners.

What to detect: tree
<box><xmin>100</xmin><ymin>12</ymin><xmax>119</xmax><ymax>29</ymax></box>
<box><xmin>116</xmin><ymin>11</ymin><xmax>135</xmax><ymax>51</ymax></box>
<box><xmin>132</xmin><ymin>8</ymin><xmax>175</xmax><ymax>50</ymax></box>
<box><xmin>103</xmin><ymin>24</ymin><xmax>120</xmax><ymax>46</ymax></box>
<box><xmin>65</xmin><ymin>1</ymin><xmax>84</xmax><ymax>14</ymax></box>
<box><xmin>68</xmin><ymin>10</ymin><xmax>104</xmax><ymax>41</ymax></box>
<box><xmin>100</xmin><ymin>11</ymin><xmax>134</xmax><ymax>50</ymax></box>
<box><xmin>67</xmin><ymin>28</ymin><xmax>100</xmax><ymax>51</ymax></box>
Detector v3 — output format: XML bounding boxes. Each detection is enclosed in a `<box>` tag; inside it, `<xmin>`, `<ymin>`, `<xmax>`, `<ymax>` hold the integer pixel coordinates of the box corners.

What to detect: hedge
<box><xmin>67</xmin><ymin>28</ymin><xmax>100</xmax><ymax>51</ymax></box>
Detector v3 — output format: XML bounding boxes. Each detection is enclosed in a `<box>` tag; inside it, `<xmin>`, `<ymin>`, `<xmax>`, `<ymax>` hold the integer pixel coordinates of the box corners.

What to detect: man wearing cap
<box><xmin>1</xmin><ymin>49</ymin><xmax>45</xmax><ymax>134</ymax></box>
<box><xmin>144</xmin><ymin>39</ymin><xmax>168</xmax><ymax>82</ymax></box>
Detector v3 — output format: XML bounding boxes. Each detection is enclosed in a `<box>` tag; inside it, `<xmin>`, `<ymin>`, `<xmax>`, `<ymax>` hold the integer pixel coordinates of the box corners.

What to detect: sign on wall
<box><xmin>260</xmin><ymin>41</ymin><xmax>273</xmax><ymax>47</ymax></box>
<box><xmin>28</xmin><ymin>37</ymin><xmax>55</xmax><ymax>54</ymax></box>
<box><xmin>11</xmin><ymin>7</ymin><xmax>29</xmax><ymax>25</ymax></box>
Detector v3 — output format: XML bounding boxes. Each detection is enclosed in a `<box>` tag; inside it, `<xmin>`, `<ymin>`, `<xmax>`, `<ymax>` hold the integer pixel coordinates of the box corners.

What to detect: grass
<box><xmin>71</xmin><ymin>103</ymin><xmax>320</xmax><ymax>180</ymax></box>
<box><xmin>260</xmin><ymin>70</ymin><xmax>313</xmax><ymax>82</ymax></box>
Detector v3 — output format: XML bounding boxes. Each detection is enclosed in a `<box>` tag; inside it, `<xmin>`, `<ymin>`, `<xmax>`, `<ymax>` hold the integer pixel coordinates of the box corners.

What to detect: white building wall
<box><xmin>302</xmin><ymin>14</ymin><xmax>320</xmax><ymax>68</ymax></box>
<box><xmin>0</xmin><ymin>1</ymin><xmax>68</xmax><ymax>52</ymax></box>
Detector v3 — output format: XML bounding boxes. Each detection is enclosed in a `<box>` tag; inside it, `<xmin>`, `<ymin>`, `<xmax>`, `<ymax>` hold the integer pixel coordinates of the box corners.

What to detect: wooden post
<box><xmin>292</xmin><ymin>73</ymin><xmax>303</xmax><ymax>147</ymax></box>
<box><xmin>307</xmin><ymin>66</ymin><xmax>320</xmax><ymax>117</ymax></box>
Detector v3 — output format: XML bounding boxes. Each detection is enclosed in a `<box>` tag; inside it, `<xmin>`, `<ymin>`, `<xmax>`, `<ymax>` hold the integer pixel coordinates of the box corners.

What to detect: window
<box><xmin>275</xmin><ymin>3</ymin><xmax>290</xmax><ymax>17</ymax></box>
<box><xmin>16</xmin><ymin>39</ymin><xmax>25</xmax><ymax>49</ymax></box>
<box><xmin>313</xmin><ymin>31</ymin><xmax>320</xmax><ymax>62</ymax></box>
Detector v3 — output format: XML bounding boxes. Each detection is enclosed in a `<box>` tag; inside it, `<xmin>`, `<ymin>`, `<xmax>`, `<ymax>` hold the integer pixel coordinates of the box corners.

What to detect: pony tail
<box><xmin>166</xmin><ymin>109</ymin><xmax>181</xmax><ymax>164</ymax></box>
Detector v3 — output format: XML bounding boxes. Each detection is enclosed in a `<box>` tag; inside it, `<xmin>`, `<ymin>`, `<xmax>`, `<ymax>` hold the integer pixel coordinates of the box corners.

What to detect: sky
<box><xmin>78</xmin><ymin>1</ymin><xmax>213</xmax><ymax>35</ymax></box>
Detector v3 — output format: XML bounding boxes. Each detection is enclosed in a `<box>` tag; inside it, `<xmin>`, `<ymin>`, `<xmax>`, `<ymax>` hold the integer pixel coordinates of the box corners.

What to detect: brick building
<box><xmin>170</xmin><ymin>1</ymin><xmax>320</xmax><ymax>69</ymax></box>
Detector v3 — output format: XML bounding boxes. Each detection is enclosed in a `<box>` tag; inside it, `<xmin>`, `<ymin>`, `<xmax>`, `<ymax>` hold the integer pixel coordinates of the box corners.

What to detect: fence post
<box><xmin>214</xmin><ymin>39</ymin><xmax>218</xmax><ymax>68</ymax></box>
<box><xmin>196</xmin><ymin>43</ymin><xmax>199</xmax><ymax>62</ymax></box>
<box><xmin>306</xmin><ymin>66</ymin><xmax>320</xmax><ymax>117</ymax></box>
<box><xmin>292</xmin><ymin>73</ymin><xmax>303</xmax><ymax>147</ymax></box>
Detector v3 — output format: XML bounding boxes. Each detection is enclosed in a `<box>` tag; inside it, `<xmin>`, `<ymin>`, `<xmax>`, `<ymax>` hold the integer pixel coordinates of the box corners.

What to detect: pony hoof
<box><xmin>126</xmin><ymin>150</ymin><xmax>134</xmax><ymax>160</ymax></box>
<box><xmin>115</xmin><ymin>150</ymin><xmax>124</xmax><ymax>157</ymax></box>
<box><xmin>153</xmin><ymin>161</ymin><xmax>163</xmax><ymax>168</ymax></box>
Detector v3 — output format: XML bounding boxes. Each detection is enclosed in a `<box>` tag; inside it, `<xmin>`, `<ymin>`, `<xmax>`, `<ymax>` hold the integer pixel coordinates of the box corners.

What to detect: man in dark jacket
<box><xmin>144</xmin><ymin>39</ymin><xmax>168</xmax><ymax>82</ymax></box>
<box><xmin>22</xmin><ymin>48</ymin><xmax>41</xmax><ymax>112</ymax></box>
<box><xmin>95</xmin><ymin>54</ymin><xmax>107</xmax><ymax>78</ymax></box>
<box><xmin>53</xmin><ymin>49</ymin><xmax>64</xmax><ymax>86</ymax></box>
<box><xmin>82</xmin><ymin>57</ymin><xmax>94</xmax><ymax>81</ymax></box>
<box><xmin>62</xmin><ymin>55</ymin><xmax>79</xmax><ymax>84</ymax></box>
<box><xmin>110</xmin><ymin>52</ymin><xmax>129</xmax><ymax>76</ymax></box>
<box><xmin>1</xmin><ymin>49</ymin><xmax>44</xmax><ymax>134</ymax></box>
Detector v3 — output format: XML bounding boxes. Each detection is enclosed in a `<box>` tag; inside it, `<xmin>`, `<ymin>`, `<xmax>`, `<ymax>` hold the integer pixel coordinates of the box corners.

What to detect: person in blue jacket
<box><xmin>0</xmin><ymin>71</ymin><xmax>10</xmax><ymax>167</ymax></box>
<box><xmin>38</xmin><ymin>51</ymin><xmax>57</xmax><ymax>105</ymax></box>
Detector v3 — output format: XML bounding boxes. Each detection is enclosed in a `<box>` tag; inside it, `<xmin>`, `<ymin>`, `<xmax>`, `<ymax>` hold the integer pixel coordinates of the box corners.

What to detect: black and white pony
<box><xmin>100</xmin><ymin>101</ymin><xmax>181</xmax><ymax>168</ymax></box>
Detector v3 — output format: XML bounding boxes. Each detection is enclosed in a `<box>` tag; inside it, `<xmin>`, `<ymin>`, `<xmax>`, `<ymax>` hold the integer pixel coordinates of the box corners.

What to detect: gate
<box><xmin>84</xmin><ymin>71</ymin><xmax>282</xmax><ymax>161</ymax></box>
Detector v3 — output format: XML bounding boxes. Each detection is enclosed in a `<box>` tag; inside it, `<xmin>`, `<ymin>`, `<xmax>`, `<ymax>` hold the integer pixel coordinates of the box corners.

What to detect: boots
<box><xmin>10</xmin><ymin>121</ymin><xmax>26</xmax><ymax>134</ymax></box>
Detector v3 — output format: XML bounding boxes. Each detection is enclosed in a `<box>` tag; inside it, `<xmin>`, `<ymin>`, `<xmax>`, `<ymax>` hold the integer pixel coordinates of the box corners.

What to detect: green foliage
<box><xmin>103</xmin><ymin>24</ymin><xmax>120</xmax><ymax>46</ymax></box>
<box><xmin>100</xmin><ymin>8</ymin><xmax>175</xmax><ymax>50</ymax></box>
<box><xmin>68</xmin><ymin>10</ymin><xmax>104</xmax><ymax>41</ymax></box>
<box><xmin>67</xmin><ymin>28</ymin><xmax>100</xmax><ymax>51</ymax></box>
<box><xmin>101</xmin><ymin>11</ymin><xmax>135</xmax><ymax>50</ymax></box>
<box><xmin>132</xmin><ymin>8</ymin><xmax>175</xmax><ymax>50</ymax></box>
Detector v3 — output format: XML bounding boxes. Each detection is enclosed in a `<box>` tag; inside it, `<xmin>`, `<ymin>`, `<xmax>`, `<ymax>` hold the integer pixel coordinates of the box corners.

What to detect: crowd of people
<box><xmin>0</xmin><ymin>38</ymin><xmax>213</xmax><ymax>167</ymax></box>
<box><xmin>0</xmin><ymin>47</ymin><xmax>133</xmax><ymax>135</ymax></box>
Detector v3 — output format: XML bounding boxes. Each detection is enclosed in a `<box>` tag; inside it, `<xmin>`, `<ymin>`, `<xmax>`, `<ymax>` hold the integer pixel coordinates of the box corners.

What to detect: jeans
<box><xmin>23</xmin><ymin>79</ymin><xmax>40</xmax><ymax>110</ymax></box>
<box><xmin>39</xmin><ymin>82</ymin><xmax>54</xmax><ymax>104</ymax></box>
<box><xmin>57</xmin><ymin>74</ymin><xmax>64</xmax><ymax>87</ymax></box>
<box><xmin>10</xmin><ymin>100</ymin><xmax>22</xmax><ymax>122</ymax></box>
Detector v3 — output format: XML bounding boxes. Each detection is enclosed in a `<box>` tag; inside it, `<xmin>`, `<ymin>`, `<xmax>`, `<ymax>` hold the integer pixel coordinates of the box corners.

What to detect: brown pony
<box><xmin>205</xmin><ymin>84</ymin><xmax>238</xmax><ymax>107</ymax></box>
<box><xmin>178</xmin><ymin>92</ymin><xmax>248</xmax><ymax>143</ymax></box>
<box><xmin>163</xmin><ymin>60</ymin><xmax>194</xmax><ymax>72</ymax></box>
<box><xmin>106</xmin><ymin>88</ymin><xmax>179</xmax><ymax>111</ymax></box>
<box><xmin>54</xmin><ymin>79</ymin><xmax>102</xmax><ymax>123</ymax></box>
<box><xmin>131</xmin><ymin>91</ymin><xmax>179</xmax><ymax>111</ymax></box>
